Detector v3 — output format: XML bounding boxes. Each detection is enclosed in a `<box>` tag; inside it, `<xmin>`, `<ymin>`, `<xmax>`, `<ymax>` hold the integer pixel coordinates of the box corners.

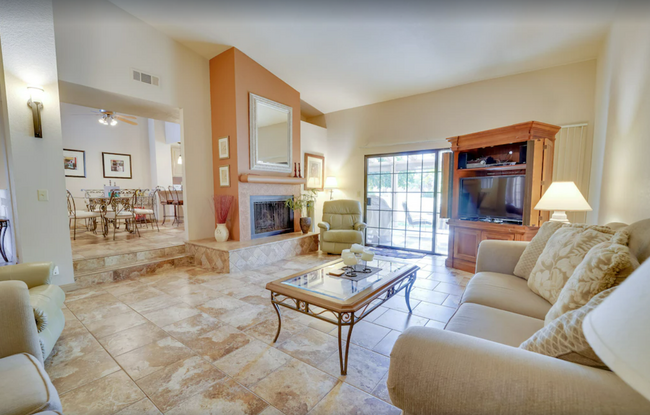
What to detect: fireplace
<box><xmin>250</xmin><ymin>195</ymin><xmax>294</xmax><ymax>239</ymax></box>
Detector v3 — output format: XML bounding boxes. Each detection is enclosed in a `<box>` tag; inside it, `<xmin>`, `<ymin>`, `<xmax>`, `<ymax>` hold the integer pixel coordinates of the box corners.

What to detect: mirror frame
<box><xmin>249</xmin><ymin>93</ymin><xmax>293</xmax><ymax>173</ymax></box>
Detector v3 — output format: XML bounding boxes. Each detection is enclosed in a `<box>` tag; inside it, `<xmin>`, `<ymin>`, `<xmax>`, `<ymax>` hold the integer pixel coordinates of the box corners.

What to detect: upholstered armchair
<box><xmin>0</xmin><ymin>263</ymin><xmax>65</xmax><ymax>359</ymax></box>
<box><xmin>318</xmin><ymin>200</ymin><xmax>367</xmax><ymax>254</ymax></box>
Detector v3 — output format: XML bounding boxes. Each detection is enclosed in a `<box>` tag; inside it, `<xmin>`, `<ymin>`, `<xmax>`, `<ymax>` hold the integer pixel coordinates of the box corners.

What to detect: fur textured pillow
<box><xmin>545</xmin><ymin>230</ymin><xmax>637</xmax><ymax>324</ymax></box>
<box><xmin>514</xmin><ymin>221</ymin><xmax>564</xmax><ymax>280</ymax></box>
<box><xmin>527</xmin><ymin>224</ymin><xmax>615</xmax><ymax>304</ymax></box>
<box><xmin>520</xmin><ymin>287</ymin><xmax>614</xmax><ymax>368</ymax></box>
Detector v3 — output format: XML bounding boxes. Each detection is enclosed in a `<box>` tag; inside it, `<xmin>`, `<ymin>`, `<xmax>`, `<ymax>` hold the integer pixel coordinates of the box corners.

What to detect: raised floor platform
<box><xmin>186</xmin><ymin>232</ymin><xmax>320</xmax><ymax>273</ymax></box>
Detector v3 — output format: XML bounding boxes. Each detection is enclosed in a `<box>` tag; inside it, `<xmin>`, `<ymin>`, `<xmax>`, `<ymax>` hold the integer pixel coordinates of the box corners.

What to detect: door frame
<box><xmin>363</xmin><ymin>149</ymin><xmax>446</xmax><ymax>255</ymax></box>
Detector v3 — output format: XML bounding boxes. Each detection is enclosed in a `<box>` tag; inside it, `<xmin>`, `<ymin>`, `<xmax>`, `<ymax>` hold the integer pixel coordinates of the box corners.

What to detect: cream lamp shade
<box><xmin>324</xmin><ymin>176</ymin><xmax>338</xmax><ymax>200</ymax></box>
<box><xmin>583</xmin><ymin>259</ymin><xmax>650</xmax><ymax>401</ymax></box>
<box><xmin>534</xmin><ymin>181</ymin><xmax>591</xmax><ymax>223</ymax></box>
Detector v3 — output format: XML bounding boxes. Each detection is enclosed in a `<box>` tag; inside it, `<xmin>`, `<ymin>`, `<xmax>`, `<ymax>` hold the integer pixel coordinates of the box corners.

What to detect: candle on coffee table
<box><xmin>361</xmin><ymin>251</ymin><xmax>375</xmax><ymax>262</ymax></box>
<box><xmin>350</xmin><ymin>244</ymin><xmax>365</xmax><ymax>254</ymax></box>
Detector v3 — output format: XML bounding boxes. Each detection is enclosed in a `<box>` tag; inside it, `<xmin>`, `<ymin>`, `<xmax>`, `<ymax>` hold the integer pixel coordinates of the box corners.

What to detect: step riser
<box><xmin>74</xmin><ymin>255</ymin><xmax>193</xmax><ymax>288</ymax></box>
<box><xmin>73</xmin><ymin>245</ymin><xmax>187</xmax><ymax>272</ymax></box>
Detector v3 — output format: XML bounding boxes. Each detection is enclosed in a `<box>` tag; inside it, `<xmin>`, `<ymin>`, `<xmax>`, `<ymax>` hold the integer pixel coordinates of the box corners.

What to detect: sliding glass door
<box><xmin>364</xmin><ymin>150</ymin><xmax>449</xmax><ymax>255</ymax></box>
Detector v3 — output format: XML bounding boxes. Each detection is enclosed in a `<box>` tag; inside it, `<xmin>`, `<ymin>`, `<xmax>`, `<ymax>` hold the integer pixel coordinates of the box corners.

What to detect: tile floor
<box><xmin>70</xmin><ymin>222</ymin><xmax>186</xmax><ymax>260</ymax></box>
<box><xmin>48</xmin><ymin>252</ymin><xmax>472</xmax><ymax>415</ymax></box>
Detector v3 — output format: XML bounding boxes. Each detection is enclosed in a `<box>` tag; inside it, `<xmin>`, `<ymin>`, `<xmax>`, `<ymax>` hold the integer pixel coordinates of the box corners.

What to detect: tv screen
<box><xmin>459</xmin><ymin>175</ymin><xmax>525</xmax><ymax>221</ymax></box>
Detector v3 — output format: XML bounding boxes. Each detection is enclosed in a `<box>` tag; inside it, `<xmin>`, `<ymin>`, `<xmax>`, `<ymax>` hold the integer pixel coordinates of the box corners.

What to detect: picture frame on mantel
<box><xmin>219</xmin><ymin>165</ymin><xmax>231</xmax><ymax>187</ymax></box>
<box><xmin>304</xmin><ymin>153</ymin><xmax>325</xmax><ymax>190</ymax></box>
<box><xmin>102</xmin><ymin>152</ymin><xmax>132</xmax><ymax>179</ymax></box>
<box><xmin>218</xmin><ymin>136</ymin><xmax>230</xmax><ymax>160</ymax></box>
<box><xmin>63</xmin><ymin>148</ymin><xmax>86</xmax><ymax>178</ymax></box>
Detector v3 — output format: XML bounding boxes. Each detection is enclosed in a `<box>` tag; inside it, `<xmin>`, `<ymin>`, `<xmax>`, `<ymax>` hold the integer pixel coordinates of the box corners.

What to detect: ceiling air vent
<box><xmin>132</xmin><ymin>69</ymin><xmax>160</xmax><ymax>87</ymax></box>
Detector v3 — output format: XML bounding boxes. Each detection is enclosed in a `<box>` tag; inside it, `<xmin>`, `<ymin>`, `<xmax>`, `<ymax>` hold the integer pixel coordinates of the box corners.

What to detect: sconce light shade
<box><xmin>177</xmin><ymin>155</ymin><xmax>182</xmax><ymax>165</ymax></box>
<box><xmin>27</xmin><ymin>86</ymin><xmax>44</xmax><ymax>138</ymax></box>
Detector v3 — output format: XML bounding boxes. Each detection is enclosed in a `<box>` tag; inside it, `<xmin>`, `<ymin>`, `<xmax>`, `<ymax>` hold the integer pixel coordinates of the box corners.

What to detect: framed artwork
<box><xmin>218</xmin><ymin>136</ymin><xmax>230</xmax><ymax>160</ymax></box>
<box><xmin>102</xmin><ymin>152</ymin><xmax>133</xmax><ymax>179</ymax></box>
<box><xmin>219</xmin><ymin>165</ymin><xmax>231</xmax><ymax>187</ymax></box>
<box><xmin>304</xmin><ymin>153</ymin><xmax>325</xmax><ymax>190</ymax></box>
<box><xmin>63</xmin><ymin>149</ymin><xmax>86</xmax><ymax>178</ymax></box>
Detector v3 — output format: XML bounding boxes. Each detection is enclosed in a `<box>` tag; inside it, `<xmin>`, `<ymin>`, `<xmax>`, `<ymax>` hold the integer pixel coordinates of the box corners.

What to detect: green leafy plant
<box><xmin>285</xmin><ymin>190</ymin><xmax>317</xmax><ymax>216</ymax></box>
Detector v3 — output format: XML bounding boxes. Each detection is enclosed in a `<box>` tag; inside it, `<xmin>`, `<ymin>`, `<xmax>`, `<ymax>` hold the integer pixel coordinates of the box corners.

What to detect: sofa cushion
<box><xmin>513</xmin><ymin>221</ymin><xmax>563</xmax><ymax>280</ymax></box>
<box><xmin>445</xmin><ymin>303</ymin><xmax>544</xmax><ymax>347</ymax></box>
<box><xmin>528</xmin><ymin>224</ymin><xmax>615</xmax><ymax>304</ymax></box>
<box><xmin>461</xmin><ymin>272</ymin><xmax>552</xmax><ymax>319</ymax></box>
<box><xmin>0</xmin><ymin>353</ymin><xmax>62</xmax><ymax>415</ymax></box>
<box><xmin>521</xmin><ymin>288</ymin><xmax>614</xmax><ymax>368</ymax></box>
<box><xmin>322</xmin><ymin>229</ymin><xmax>363</xmax><ymax>244</ymax></box>
<box><xmin>545</xmin><ymin>231</ymin><xmax>637</xmax><ymax>324</ymax></box>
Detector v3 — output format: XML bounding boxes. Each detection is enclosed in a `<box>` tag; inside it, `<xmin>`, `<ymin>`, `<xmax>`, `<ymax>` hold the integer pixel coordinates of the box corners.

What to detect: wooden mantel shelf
<box><xmin>239</xmin><ymin>174</ymin><xmax>306</xmax><ymax>185</ymax></box>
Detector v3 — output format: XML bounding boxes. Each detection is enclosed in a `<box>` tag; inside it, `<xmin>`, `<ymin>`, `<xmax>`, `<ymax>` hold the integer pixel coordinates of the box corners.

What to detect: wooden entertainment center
<box><xmin>445</xmin><ymin>121</ymin><xmax>560</xmax><ymax>272</ymax></box>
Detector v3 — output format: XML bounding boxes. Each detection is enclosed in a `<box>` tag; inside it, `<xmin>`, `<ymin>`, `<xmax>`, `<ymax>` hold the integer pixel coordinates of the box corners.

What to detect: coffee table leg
<box><xmin>271</xmin><ymin>302</ymin><xmax>282</xmax><ymax>343</ymax></box>
<box><xmin>405</xmin><ymin>275</ymin><xmax>415</xmax><ymax>313</ymax></box>
<box><xmin>337</xmin><ymin>321</ymin><xmax>354</xmax><ymax>375</ymax></box>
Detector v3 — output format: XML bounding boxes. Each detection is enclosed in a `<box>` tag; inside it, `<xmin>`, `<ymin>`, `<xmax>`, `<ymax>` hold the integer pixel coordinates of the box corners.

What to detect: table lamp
<box><xmin>534</xmin><ymin>181</ymin><xmax>591</xmax><ymax>223</ymax></box>
<box><xmin>324</xmin><ymin>176</ymin><xmax>338</xmax><ymax>200</ymax></box>
<box><xmin>583</xmin><ymin>259</ymin><xmax>650</xmax><ymax>401</ymax></box>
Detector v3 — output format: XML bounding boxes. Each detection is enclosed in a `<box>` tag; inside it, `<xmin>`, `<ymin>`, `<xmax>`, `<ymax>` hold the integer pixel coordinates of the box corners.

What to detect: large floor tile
<box><xmin>163</xmin><ymin>312</ymin><xmax>224</xmax><ymax>343</ymax></box>
<box><xmin>409</xmin><ymin>287</ymin><xmax>448</xmax><ymax>304</ymax></box>
<box><xmin>136</xmin><ymin>355</ymin><xmax>225</xmax><ymax>412</ymax></box>
<box><xmin>318</xmin><ymin>344</ymin><xmax>390</xmax><ymax>393</ymax></box>
<box><xmin>277</xmin><ymin>327</ymin><xmax>338</xmax><ymax>366</ymax></box>
<box><xmin>372</xmin><ymin>330</ymin><xmax>402</xmax><ymax>356</ymax></box>
<box><xmin>113</xmin><ymin>398</ymin><xmax>161</xmax><ymax>415</ymax></box>
<box><xmin>245</xmin><ymin>316</ymin><xmax>306</xmax><ymax>345</ymax></box>
<box><xmin>434</xmin><ymin>282</ymin><xmax>466</xmax><ymax>296</ymax></box>
<box><xmin>309</xmin><ymin>382</ymin><xmax>400</xmax><ymax>415</ymax></box>
<box><xmin>127</xmin><ymin>293</ymin><xmax>184</xmax><ymax>314</ymax></box>
<box><xmin>143</xmin><ymin>302</ymin><xmax>201</xmax><ymax>327</ymax></box>
<box><xmin>183</xmin><ymin>325</ymin><xmax>253</xmax><ymax>362</ymax></box>
<box><xmin>98</xmin><ymin>322</ymin><xmax>168</xmax><ymax>356</ymax></box>
<box><xmin>166</xmin><ymin>377</ymin><xmax>268</xmax><ymax>415</ymax></box>
<box><xmin>217</xmin><ymin>303</ymin><xmax>273</xmax><ymax>331</ymax></box>
<box><xmin>46</xmin><ymin>332</ymin><xmax>103</xmax><ymax>368</ymax></box>
<box><xmin>60</xmin><ymin>370</ymin><xmax>143</xmax><ymax>415</ymax></box>
<box><xmin>197</xmin><ymin>296</ymin><xmax>249</xmax><ymax>319</ymax></box>
<box><xmin>47</xmin><ymin>348</ymin><xmax>120</xmax><ymax>394</ymax></box>
<box><xmin>412</xmin><ymin>302</ymin><xmax>456</xmax><ymax>323</ymax></box>
<box><xmin>327</xmin><ymin>321</ymin><xmax>391</xmax><ymax>350</ymax></box>
<box><xmin>253</xmin><ymin>359</ymin><xmax>338</xmax><ymax>415</ymax></box>
<box><xmin>214</xmin><ymin>339</ymin><xmax>292</xmax><ymax>387</ymax></box>
<box><xmin>372</xmin><ymin>309</ymin><xmax>429</xmax><ymax>332</ymax></box>
<box><xmin>84</xmin><ymin>310</ymin><xmax>148</xmax><ymax>338</ymax></box>
<box><xmin>114</xmin><ymin>336</ymin><xmax>194</xmax><ymax>380</ymax></box>
<box><xmin>371</xmin><ymin>372</ymin><xmax>393</xmax><ymax>404</ymax></box>
<box><xmin>382</xmin><ymin>296</ymin><xmax>420</xmax><ymax>313</ymax></box>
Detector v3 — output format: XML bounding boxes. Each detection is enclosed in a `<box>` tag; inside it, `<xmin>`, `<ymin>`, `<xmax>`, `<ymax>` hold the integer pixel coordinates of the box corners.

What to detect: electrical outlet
<box><xmin>53</xmin><ymin>266</ymin><xmax>60</xmax><ymax>276</ymax></box>
<box><xmin>37</xmin><ymin>189</ymin><xmax>48</xmax><ymax>201</ymax></box>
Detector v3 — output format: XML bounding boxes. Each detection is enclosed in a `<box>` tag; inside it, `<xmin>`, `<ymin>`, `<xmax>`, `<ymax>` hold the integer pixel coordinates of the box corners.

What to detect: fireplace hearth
<box><xmin>250</xmin><ymin>195</ymin><xmax>294</xmax><ymax>239</ymax></box>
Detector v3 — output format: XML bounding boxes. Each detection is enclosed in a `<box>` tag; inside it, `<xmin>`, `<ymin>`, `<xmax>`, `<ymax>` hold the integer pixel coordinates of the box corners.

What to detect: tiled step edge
<box><xmin>73</xmin><ymin>245</ymin><xmax>187</xmax><ymax>273</ymax></box>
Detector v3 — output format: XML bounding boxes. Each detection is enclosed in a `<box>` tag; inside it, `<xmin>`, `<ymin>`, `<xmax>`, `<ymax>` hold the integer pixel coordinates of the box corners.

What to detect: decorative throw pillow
<box><xmin>527</xmin><ymin>224</ymin><xmax>615</xmax><ymax>304</ymax></box>
<box><xmin>514</xmin><ymin>221</ymin><xmax>564</xmax><ymax>280</ymax></box>
<box><xmin>520</xmin><ymin>287</ymin><xmax>614</xmax><ymax>368</ymax></box>
<box><xmin>545</xmin><ymin>230</ymin><xmax>637</xmax><ymax>324</ymax></box>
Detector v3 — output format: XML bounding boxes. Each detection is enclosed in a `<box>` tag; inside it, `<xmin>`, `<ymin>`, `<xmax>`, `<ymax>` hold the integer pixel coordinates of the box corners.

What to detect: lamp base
<box><xmin>549</xmin><ymin>211</ymin><xmax>570</xmax><ymax>223</ymax></box>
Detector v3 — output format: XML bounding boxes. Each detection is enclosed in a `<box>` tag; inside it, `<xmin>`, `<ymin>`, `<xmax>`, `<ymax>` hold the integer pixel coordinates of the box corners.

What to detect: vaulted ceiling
<box><xmin>109</xmin><ymin>0</ymin><xmax>626</xmax><ymax>114</ymax></box>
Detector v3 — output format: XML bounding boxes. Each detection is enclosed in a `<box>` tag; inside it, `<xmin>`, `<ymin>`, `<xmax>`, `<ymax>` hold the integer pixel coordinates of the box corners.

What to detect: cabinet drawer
<box><xmin>453</xmin><ymin>228</ymin><xmax>481</xmax><ymax>263</ymax></box>
<box><xmin>480</xmin><ymin>231</ymin><xmax>516</xmax><ymax>241</ymax></box>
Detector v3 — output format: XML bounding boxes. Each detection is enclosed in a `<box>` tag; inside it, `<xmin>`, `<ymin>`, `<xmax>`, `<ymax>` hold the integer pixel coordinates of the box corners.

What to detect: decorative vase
<box><xmin>214</xmin><ymin>223</ymin><xmax>229</xmax><ymax>242</ymax></box>
<box><xmin>299</xmin><ymin>217</ymin><xmax>312</xmax><ymax>234</ymax></box>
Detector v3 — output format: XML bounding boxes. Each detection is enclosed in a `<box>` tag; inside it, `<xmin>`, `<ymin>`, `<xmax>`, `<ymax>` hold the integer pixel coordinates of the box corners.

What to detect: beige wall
<box><xmin>317</xmin><ymin>60</ymin><xmax>597</xmax><ymax>206</ymax></box>
<box><xmin>590</xmin><ymin>17</ymin><xmax>650</xmax><ymax>225</ymax></box>
<box><xmin>52</xmin><ymin>0</ymin><xmax>213</xmax><ymax>242</ymax></box>
<box><xmin>300</xmin><ymin>121</ymin><xmax>329</xmax><ymax>228</ymax></box>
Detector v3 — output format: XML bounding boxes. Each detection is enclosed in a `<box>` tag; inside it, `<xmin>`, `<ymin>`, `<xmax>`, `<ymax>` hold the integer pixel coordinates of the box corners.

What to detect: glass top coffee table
<box><xmin>266</xmin><ymin>257</ymin><xmax>419</xmax><ymax>375</ymax></box>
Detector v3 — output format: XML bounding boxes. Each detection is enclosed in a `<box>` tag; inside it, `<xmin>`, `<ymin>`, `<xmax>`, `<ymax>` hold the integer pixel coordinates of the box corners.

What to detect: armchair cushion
<box><xmin>322</xmin><ymin>230</ymin><xmax>364</xmax><ymax>244</ymax></box>
<box><xmin>0</xmin><ymin>353</ymin><xmax>62</xmax><ymax>415</ymax></box>
<box><xmin>0</xmin><ymin>281</ymin><xmax>43</xmax><ymax>363</ymax></box>
<box><xmin>322</xmin><ymin>200</ymin><xmax>363</xmax><ymax>230</ymax></box>
<box><xmin>461</xmin><ymin>272</ymin><xmax>551</xmax><ymax>319</ymax></box>
<box><xmin>29</xmin><ymin>285</ymin><xmax>66</xmax><ymax>359</ymax></box>
<box><xmin>317</xmin><ymin>222</ymin><xmax>330</xmax><ymax>231</ymax></box>
<box><xmin>0</xmin><ymin>263</ymin><xmax>54</xmax><ymax>289</ymax></box>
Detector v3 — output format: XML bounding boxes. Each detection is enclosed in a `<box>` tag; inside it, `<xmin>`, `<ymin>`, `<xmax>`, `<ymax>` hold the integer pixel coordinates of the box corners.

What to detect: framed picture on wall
<box><xmin>219</xmin><ymin>165</ymin><xmax>230</xmax><ymax>187</ymax></box>
<box><xmin>102</xmin><ymin>152</ymin><xmax>132</xmax><ymax>179</ymax></box>
<box><xmin>63</xmin><ymin>149</ymin><xmax>86</xmax><ymax>178</ymax></box>
<box><xmin>218</xmin><ymin>136</ymin><xmax>230</xmax><ymax>159</ymax></box>
<box><xmin>304</xmin><ymin>153</ymin><xmax>325</xmax><ymax>190</ymax></box>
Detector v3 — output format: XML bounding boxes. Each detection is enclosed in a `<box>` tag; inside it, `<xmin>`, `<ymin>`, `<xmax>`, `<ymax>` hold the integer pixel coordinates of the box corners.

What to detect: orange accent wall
<box><xmin>209</xmin><ymin>47</ymin><xmax>301</xmax><ymax>241</ymax></box>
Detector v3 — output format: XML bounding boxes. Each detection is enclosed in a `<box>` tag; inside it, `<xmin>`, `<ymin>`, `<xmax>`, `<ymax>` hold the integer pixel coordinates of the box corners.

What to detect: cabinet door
<box><xmin>480</xmin><ymin>231</ymin><xmax>516</xmax><ymax>242</ymax></box>
<box><xmin>453</xmin><ymin>228</ymin><xmax>481</xmax><ymax>263</ymax></box>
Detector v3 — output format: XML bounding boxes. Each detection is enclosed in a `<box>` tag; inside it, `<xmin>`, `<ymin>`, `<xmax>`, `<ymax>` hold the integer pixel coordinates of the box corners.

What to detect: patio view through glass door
<box><xmin>365</xmin><ymin>150</ymin><xmax>449</xmax><ymax>255</ymax></box>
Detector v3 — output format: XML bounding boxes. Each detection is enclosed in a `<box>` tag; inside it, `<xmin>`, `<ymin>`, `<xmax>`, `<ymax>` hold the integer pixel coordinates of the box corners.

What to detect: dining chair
<box><xmin>67</xmin><ymin>190</ymin><xmax>100</xmax><ymax>240</ymax></box>
<box><xmin>169</xmin><ymin>185</ymin><xmax>184</xmax><ymax>226</ymax></box>
<box><xmin>158</xmin><ymin>187</ymin><xmax>175</xmax><ymax>225</ymax></box>
<box><xmin>134</xmin><ymin>189</ymin><xmax>159</xmax><ymax>231</ymax></box>
<box><xmin>103</xmin><ymin>190</ymin><xmax>140</xmax><ymax>240</ymax></box>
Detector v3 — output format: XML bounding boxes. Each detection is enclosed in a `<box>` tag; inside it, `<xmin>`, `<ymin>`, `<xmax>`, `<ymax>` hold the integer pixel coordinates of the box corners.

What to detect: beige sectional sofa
<box><xmin>388</xmin><ymin>219</ymin><xmax>650</xmax><ymax>414</ymax></box>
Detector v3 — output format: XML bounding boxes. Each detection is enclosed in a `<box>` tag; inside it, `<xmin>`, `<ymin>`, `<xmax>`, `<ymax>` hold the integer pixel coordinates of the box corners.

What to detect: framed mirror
<box><xmin>250</xmin><ymin>93</ymin><xmax>293</xmax><ymax>173</ymax></box>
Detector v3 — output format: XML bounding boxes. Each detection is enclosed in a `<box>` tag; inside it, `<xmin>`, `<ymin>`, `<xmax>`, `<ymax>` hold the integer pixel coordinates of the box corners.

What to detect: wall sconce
<box><xmin>177</xmin><ymin>155</ymin><xmax>182</xmax><ymax>165</ymax></box>
<box><xmin>27</xmin><ymin>86</ymin><xmax>44</xmax><ymax>138</ymax></box>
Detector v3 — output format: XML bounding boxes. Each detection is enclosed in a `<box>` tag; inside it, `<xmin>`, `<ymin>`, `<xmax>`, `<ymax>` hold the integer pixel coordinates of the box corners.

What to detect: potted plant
<box><xmin>213</xmin><ymin>195</ymin><xmax>234</xmax><ymax>242</ymax></box>
<box><xmin>285</xmin><ymin>190</ymin><xmax>317</xmax><ymax>234</ymax></box>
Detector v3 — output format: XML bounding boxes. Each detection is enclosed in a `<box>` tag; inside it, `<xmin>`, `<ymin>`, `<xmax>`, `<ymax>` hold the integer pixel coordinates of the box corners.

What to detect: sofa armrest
<box><xmin>388</xmin><ymin>327</ymin><xmax>650</xmax><ymax>415</ymax></box>
<box><xmin>0</xmin><ymin>281</ymin><xmax>43</xmax><ymax>363</ymax></box>
<box><xmin>475</xmin><ymin>240</ymin><xmax>528</xmax><ymax>274</ymax></box>
<box><xmin>0</xmin><ymin>262</ymin><xmax>54</xmax><ymax>289</ymax></box>
<box><xmin>353</xmin><ymin>222</ymin><xmax>367</xmax><ymax>231</ymax></box>
<box><xmin>317</xmin><ymin>222</ymin><xmax>330</xmax><ymax>231</ymax></box>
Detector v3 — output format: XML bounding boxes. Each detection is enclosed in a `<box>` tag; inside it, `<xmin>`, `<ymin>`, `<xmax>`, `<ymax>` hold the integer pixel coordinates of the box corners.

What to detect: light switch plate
<box><xmin>37</xmin><ymin>189</ymin><xmax>48</xmax><ymax>201</ymax></box>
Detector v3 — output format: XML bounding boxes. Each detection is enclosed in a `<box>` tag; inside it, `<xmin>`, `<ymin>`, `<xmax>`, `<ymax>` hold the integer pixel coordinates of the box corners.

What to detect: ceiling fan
<box><xmin>96</xmin><ymin>110</ymin><xmax>137</xmax><ymax>126</ymax></box>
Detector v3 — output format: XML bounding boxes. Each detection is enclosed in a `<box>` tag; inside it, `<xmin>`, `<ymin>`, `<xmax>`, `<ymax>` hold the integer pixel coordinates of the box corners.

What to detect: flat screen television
<box><xmin>459</xmin><ymin>175</ymin><xmax>525</xmax><ymax>222</ymax></box>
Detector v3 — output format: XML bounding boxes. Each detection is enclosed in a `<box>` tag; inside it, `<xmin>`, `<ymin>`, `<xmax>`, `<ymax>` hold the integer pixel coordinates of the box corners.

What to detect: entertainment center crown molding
<box><xmin>209</xmin><ymin>47</ymin><xmax>302</xmax><ymax>241</ymax></box>
<box><xmin>445</xmin><ymin>121</ymin><xmax>560</xmax><ymax>272</ymax></box>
